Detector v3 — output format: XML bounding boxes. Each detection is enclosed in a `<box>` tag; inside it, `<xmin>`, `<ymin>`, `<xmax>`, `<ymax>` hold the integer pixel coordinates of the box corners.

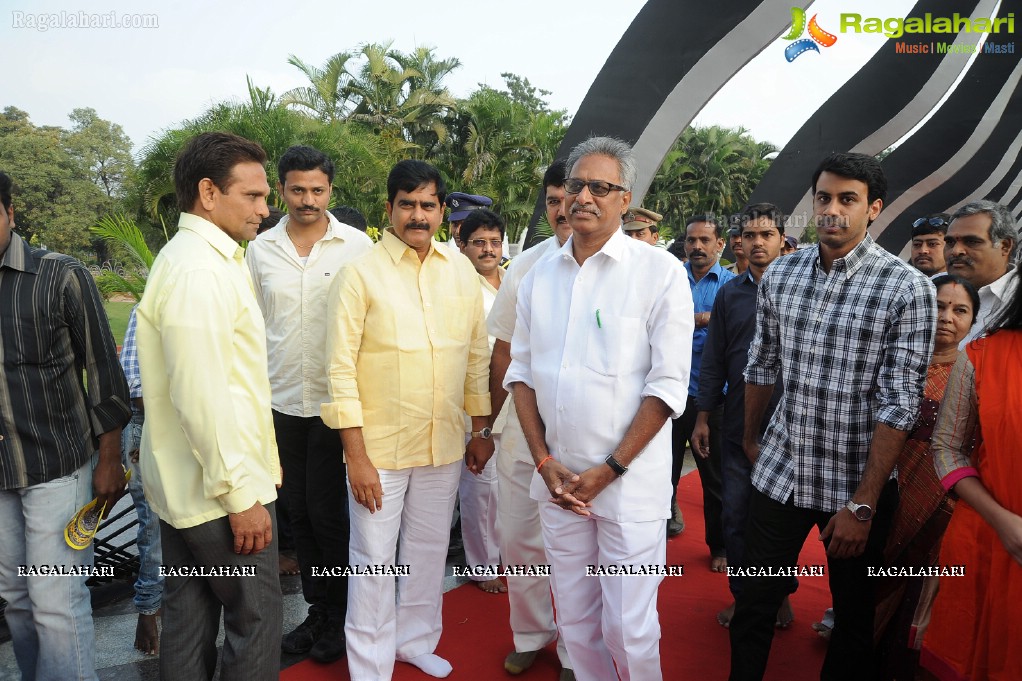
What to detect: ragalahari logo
<box><xmin>783</xmin><ymin>7</ymin><xmax>838</xmax><ymax>62</ymax></box>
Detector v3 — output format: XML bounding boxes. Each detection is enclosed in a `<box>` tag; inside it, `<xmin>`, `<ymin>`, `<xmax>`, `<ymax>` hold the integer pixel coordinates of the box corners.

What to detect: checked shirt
<box><xmin>745</xmin><ymin>235</ymin><xmax>935</xmax><ymax>513</ymax></box>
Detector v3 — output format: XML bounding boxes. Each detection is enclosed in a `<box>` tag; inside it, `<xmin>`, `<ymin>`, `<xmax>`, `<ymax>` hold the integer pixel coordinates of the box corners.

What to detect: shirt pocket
<box><xmin>1</xmin><ymin>310</ymin><xmax>53</xmax><ymax>366</ymax></box>
<box><xmin>443</xmin><ymin>295</ymin><xmax>475</xmax><ymax>340</ymax></box>
<box><xmin>583</xmin><ymin>315</ymin><xmax>644</xmax><ymax>377</ymax></box>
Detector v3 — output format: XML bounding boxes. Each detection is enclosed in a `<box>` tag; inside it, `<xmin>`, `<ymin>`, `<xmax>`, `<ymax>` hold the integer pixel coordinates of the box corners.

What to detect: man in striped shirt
<box><xmin>0</xmin><ymin>169</ymin><xmax>132</xmax><ymax>681</ymax></box>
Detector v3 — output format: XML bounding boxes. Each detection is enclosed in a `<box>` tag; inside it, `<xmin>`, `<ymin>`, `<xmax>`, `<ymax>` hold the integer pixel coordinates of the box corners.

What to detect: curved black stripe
<box><xmin>748</xmin><ymin>0</ymin><xmax>985</xmax><ymax>217</ymax></box>
<box><xmin>875</xmin><ymin>25</ymin><xmax>1022</xmax><ymax>252</ymax></box>
<box><xmin>525</xmin><ymin>0</ymin><xmax>780</xmax><ymax>248</ymax></box>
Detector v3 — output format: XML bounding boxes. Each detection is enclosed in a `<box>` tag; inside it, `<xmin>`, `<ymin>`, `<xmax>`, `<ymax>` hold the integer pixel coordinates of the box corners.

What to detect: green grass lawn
<box><xmin>103</xmin><ymin>300</ymin><xmax>136</xmax><ymax>347</ymax></box>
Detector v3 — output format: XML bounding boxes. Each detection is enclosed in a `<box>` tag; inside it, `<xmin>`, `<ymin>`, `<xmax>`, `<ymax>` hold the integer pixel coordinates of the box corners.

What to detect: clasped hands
<box><xmin>539</xmin><ymin>458</ymin><xmax>617</xmax><ymax>516</ymax></box>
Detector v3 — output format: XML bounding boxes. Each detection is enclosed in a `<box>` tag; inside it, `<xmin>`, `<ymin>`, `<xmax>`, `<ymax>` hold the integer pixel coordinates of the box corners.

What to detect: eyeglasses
<box><xmin>468</xmin><ymin>239</ymin><xmax>502</xmax><ymax>249</ymax></box>
<box><xmin>912</xmin><ymin>216</ymin><xmax>949</xmax><ymax>229</ymax></box>
<box><xmin>563</xmin><ymin>178</ymin><xmax>627</xmax><ymax>197</ymax></box>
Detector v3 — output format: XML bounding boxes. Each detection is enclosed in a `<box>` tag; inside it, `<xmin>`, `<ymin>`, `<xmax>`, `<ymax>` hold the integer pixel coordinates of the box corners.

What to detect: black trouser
<box><xmin>671</xmin><ymin>396</ymin><xmax>725</xmax><ymax>555</ymax></box>
<box><xmin>159</xmin><ymin>504</ymin><xmax>282</xmax><ymax>681</ymax></box>
<box><xmin>728</xmin><ymin>481</ymin><xmax>898</xmax><ymax>681</ymax></box>
<box><xmin>273</xmin><ymin>410</ymin><xmax>349</xmax><ymax>625</ymax></box>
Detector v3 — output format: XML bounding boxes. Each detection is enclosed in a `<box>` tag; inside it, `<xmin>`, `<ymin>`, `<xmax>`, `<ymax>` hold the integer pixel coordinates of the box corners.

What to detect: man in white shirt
<box><xmin>457</xmin><ymin>208</ymin><xmax>508</xmax><ymax>595</ymax></box>
<box><xmin>944</xmin><ymin>200</ymin><xmax>1018</xmax><ymax>344</ymax></box>
<box><xmin>506</xmin><ymin>137</ymin><xmax>694</xmax><ymax>681</ymax></box>
<box><xmin>487</xmin><ymin>160</ymin><xmax>575</xmax><ymax>678</ymax></box>
<box><xmin>247</xmin><ymin>145</ymin><xmax>373</xmax><ymax>662</ymax></box>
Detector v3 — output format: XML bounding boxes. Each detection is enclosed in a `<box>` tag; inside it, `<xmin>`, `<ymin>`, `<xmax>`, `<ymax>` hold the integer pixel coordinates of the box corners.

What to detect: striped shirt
<box><xmin>0</xmin><ymin>232</ymin><xmax>131</xmax><ymax>489</ymax></box>
<box><xmin>120</xmin><ymin>305</ymin><xmax>142</xmax><ymax>400</ymax></box>
<box><xmin>745</xmin><ymin>235</ymin><xmax>936</xmax><ymax>512</ymax></box>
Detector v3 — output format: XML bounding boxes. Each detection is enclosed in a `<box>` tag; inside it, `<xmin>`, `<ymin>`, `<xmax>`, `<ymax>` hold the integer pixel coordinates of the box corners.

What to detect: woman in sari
<box><xmin>923</xmin><ymin>271</ymin><xmax>1022</xmax><ymax>681</ymax></box>
<box><xmin>874</xmin><ymin>275</ymin><xmax>978</xmax><ymax>680</ymax></box>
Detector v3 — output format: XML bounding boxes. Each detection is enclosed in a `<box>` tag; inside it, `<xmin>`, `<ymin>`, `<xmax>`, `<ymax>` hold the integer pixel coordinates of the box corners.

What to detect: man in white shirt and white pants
<box><xmin>505</xmin><ymin>136</ymin><xmax>694</xmax><ymax>681</ymax></box>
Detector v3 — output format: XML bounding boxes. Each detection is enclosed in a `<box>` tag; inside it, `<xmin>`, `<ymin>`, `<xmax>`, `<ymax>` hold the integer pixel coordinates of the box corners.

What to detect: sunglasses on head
<box><xmin>912</xmin><ymin>217</ymin><xmax>949</xmax><ymax>229</ymax></box>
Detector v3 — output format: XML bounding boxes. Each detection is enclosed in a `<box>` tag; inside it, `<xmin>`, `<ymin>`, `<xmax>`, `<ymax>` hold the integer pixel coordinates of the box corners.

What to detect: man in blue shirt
<box><xmin>670</xmin><ymin>214</ymin><xmax>734</xmax><ymax>569</ymax></box>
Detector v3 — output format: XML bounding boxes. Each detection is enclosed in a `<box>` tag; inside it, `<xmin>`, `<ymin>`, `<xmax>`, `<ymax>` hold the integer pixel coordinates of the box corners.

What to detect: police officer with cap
<box><xmin>622</xmin><ymin>206</ymin><xmax>663</xmax><ymax>246</ymax></box>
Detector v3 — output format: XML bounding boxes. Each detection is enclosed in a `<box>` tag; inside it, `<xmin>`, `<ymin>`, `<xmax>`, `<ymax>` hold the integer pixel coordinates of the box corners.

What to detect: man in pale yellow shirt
<box><xmin>137</xmin><ymin>132</ymin><xmax>282</xmax><ymax>681</ymax></box>
<box><xmin>322</xmin><ymin>159</ymin><xmax>493</xmax><ymax>680</ymax></box>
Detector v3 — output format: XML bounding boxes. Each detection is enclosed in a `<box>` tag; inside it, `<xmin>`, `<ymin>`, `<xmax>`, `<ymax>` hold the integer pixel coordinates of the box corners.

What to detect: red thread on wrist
<box><xmin>536</xmin><ymin>455</ymin><xmax>554</xmax><ymax>472</ymax></box>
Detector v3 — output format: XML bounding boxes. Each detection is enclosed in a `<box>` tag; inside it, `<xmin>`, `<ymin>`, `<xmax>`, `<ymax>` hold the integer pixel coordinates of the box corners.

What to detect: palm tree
<box><xmin>280</xmin><ymin>53</ymin><xmax>355</xmax><ymax>124</ymax></box>
<box><xmin>89</xmin><ymin>213</ymin><xmax>161</xmax><ymax>300</ymax></box>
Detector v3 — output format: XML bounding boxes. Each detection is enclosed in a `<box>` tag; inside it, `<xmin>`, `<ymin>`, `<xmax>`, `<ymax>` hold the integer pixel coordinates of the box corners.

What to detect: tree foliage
<box><xmin>645</xmin><ymin>126</ymin><xmax>778</xmax><ymax>240</ymax></box>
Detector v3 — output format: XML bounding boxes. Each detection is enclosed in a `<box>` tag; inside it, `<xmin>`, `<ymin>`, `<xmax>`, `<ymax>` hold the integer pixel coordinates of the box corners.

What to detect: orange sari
<box><xmin>923</xmin><ymin>332</ymin><xmax>1022</xmax><ymax>681</ymax></box>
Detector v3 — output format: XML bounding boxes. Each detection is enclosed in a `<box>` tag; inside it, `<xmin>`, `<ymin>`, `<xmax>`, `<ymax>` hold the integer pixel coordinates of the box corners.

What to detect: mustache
<box><xmin>299</xmin><ymin>206</ymin><xmax>318</xmax><ymax>211</ymax></box>
<box><xmin>948</xmin><ymin>256</ymin><xmax>972</xmax><ymax>267</ymax></box>
<box><xmin>555</xmin><ymin>216</ymin><xmax>568</xmax><ymax>225</ymax></box>
<box><xmin>688</xmin><ymin>250</ymin><xmax>709</xmax><ymax>258</ymax></box>
<box><xmin>816</xmin><ymin>217</ymin><xmax>846</xmax><ymax>228</ymax></box>
<box><xmin>569</xmin><ymin>202</ymin><xmax>602</xmax><ymax>217</ymax></box>
<box><xmin>405</xmin><ymin>221</ymin><xmax>431</xmax><ymax>230</ymax></box>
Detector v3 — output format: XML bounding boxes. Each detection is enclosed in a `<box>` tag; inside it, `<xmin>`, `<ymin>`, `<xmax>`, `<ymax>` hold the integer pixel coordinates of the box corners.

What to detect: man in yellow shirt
<box><xmin>322</xmin><ymin>159</ymin><xmax>493</xmax><ymax>680</ymax></box>
<box><xmin>137</xmin><ymin>131</ymin><xmax>282</xmax><ymax>681</ymax></box>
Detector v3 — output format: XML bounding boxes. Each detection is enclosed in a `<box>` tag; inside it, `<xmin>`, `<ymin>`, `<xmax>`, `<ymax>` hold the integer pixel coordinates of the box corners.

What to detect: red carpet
<box><xmin>281</xmin><ymin>471</ymin><xmax>830</xmax><ymax>680</ymax></box>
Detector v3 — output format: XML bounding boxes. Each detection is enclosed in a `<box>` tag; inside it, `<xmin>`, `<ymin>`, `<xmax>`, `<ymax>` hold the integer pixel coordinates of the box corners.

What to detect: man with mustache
<box><xmin>456</xmin><ymin>208</ymin><xmax>507</xmax><ymax>595</ymax></box>
<box><xmin>487</xmin><ymin>160</ymin><xmax>575</xmax><ymax>679</ymax></box>
<box><xmin>673</xmin><ymin>215</ymin><xmax>734</xmax><ymax>553</ymax></box>
<box><xmin>943</xmin><ymin>200</ymin><xmax>1017</xmax><ymax>344</ymax></box>
<box><xmin>323</xmin><ymin>159</ymin><xmax>492</xmax><ymax>680</ymax></box>
<box><xmin>506</xmin><ymin>136</ymin><xmax>693</xmax><ymax>681</ymax></box>
<box><xmin>909</xmin><ymin>213</ymin><xmax>950</xmax><ymax>278</ymax></box>
<box><xmin>729</xmin><ymin>153</ymin><xmax>936</xmax><ymax>681</ymax></box>
<box><xmin>246</xmin><ymin>145</ymin><xmax>373</xmax><ymax>662</ymax></box>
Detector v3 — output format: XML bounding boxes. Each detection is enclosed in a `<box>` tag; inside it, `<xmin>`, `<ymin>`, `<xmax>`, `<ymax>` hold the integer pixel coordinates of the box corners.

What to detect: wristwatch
<box><xmin>604</xmin><ymin>454</ymin><xmax>628</xmax><ymax>476</ymax></box>
<box><xmin>845</xmin><ymin>500</ymin><xmax>874</xmax><ymax>521</ymax></box>
<box><xmin>470</xmin><ymin>426</ymin><xmax>492</xmax><ymax>440</ymax></box>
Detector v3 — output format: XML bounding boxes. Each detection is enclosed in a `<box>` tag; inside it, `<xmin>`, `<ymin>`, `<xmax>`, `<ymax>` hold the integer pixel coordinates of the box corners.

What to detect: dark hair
<box><xmin>543</xmin><ymin>159</ymin><xmax>567</xmax><ymax>191</ymax></box>
<box><xmin>932</xmin><ymin>274</ymin><xmax>980</xmax><ymax>326</ymax></box>
<box><xmin>330</xmin><ymin>205</ymin><xmax>368</xmax><ymax>232</ymax></box>
<box><xmin>0</xmin><ymin>171</ymin><xmax>12</xmax><ymax>211</ymax></box>
<box><xmin>459</xmin><ymin>208</ymin><xmax>506</xmax><ymax>244</ymax></box>
<box><xmin>741</xmin><ymin>203</ymin><xmax>785</xmax><ymax>235</ymax></box>
<box><xmin>666</xmin><ymin>240</ymin><xmax>687</xmax><ymax>262</ymax></box>
<box><xmin>278</xmin><ymin>145</ymin><xmax>335</xmax><ymax>186</ymax></box>
<box><xmin>174</xmin><ymin>132</ymin><xmax>267</xmax><ymax>212</ymax></box>
<box><xmin>258</xmin><ymin>206</ymin><xmax>284</xmax><ymax>234</ymax></box>
<box><xmin>685</xmin><ymin>213</ymin><xmax>724</xmax><ymax>238</ymax></box>
<box><xmin>911</xmin><ymin>213</ymin><xmax>951</xmax><ymax>238</ymax></box>
<box><xmin>811</xmin><ymin>152</ymin><xmax>888</xmax><ymax>207</ymax></box>
<box><xmin>387</xmin><ymin>160</ymin><xmax>446</xmax><ymax>206</ymax></box>
<box><xmin>982</xmin><ymin>269</ymin><xmax>1022</xmax><ymax>332</ymax></box>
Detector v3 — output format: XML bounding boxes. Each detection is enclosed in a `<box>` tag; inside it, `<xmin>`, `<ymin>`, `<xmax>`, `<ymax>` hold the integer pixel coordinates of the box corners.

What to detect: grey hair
<box><xmin>565</xmin><ymin>136</ymin><xmax>637</xmax><ymax>191</ymax></box>
<box><xmin>952</xmin><ymin>200</ymin><xmax>1019</xmax><ymax>260</ymax></box>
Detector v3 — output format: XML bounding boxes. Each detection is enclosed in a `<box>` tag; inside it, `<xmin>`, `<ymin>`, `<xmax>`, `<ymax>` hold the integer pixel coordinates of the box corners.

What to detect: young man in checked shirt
<box><xmin>728</xmin><ymin>153</ymin><xmax>937</xmax><ymax>681</ymax></box>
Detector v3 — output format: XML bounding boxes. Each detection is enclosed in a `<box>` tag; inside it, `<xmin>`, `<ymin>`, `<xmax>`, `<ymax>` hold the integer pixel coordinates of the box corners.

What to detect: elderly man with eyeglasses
<box><xmin>506</xmin><ymin>136</ymin><xmax>693</xmax><ymax>681</ymax></box>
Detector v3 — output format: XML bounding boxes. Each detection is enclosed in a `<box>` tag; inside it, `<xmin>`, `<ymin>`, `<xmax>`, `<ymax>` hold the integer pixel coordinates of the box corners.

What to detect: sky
<box><xmin>5</xmin><ymin>0</ymin><xmax>916</xmax><ymax>154</ymax></box>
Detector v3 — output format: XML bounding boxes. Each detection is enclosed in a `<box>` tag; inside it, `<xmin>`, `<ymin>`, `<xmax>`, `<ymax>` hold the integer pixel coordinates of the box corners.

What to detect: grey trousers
<box><xmin>158</xmin><ymin>502</ymin><xmax>282</xmax><ymax>681</ymax></box>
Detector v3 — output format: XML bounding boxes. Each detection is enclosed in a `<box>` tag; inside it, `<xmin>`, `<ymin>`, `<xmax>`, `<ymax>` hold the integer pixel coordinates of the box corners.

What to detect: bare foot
<box><xmin>278</xmin><ymin>552</ymin><xmax>300</xmax><ymax>576</ymax></box>
<box><xmin>717</xmin><ymin>601</ymin><xmax>735</xmax><ymax>628</ymax></box>
<box><xmin>476</xmin><ymin>578</ymin><xmax>507</xmax><ymax>594</ymax></box>
<box><xmin>134</xmin><ymin>612</ymin><xmax>160</xmax><ymax>655</ymax></box>
<box><xmin>775</xmin><ymin>595</ymin><xmax>794</xmax><ymax>629</ymax></box>
<box><xmin>710</xmin><ymin>556</ymin><xmax>727</xmax><ymax>573</ymax></box>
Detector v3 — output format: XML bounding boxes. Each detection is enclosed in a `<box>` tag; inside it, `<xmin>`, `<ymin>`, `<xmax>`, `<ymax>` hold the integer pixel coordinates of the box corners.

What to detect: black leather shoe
<box><xmin>282</xmin><ymin>612</ymin><xmax>326</xmax><ymax>654</ymax></box>
<box><xmin>310</xmin><ymin>620</ymin><xmax>346</xmax><ymax>663</ymax></box>
<box><xmin>667</xmin><ymin>518</ymin><xmax>685</xmax><ymax>537</ymax></box>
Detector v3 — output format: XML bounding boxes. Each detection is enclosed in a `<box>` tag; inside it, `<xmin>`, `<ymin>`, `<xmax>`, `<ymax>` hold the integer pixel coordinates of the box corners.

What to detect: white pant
<box><xmin>459</xmin><ymin>434</ymin><xmax>500</xmax><ymax>579</ymax></box>
<box><xmin>540</xmin><ymin>503</ymin><xmax>666</xmax><ymax>681</ymax></box>
<box><xmin>345</xmin><ymin>461</ymin><xmax>461</xmax><ymax>681</ymax></box>
<box><xmin>497</xmin><ymin>449</ymin><xmax>571</xmax><ymax>667</ymax></box>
